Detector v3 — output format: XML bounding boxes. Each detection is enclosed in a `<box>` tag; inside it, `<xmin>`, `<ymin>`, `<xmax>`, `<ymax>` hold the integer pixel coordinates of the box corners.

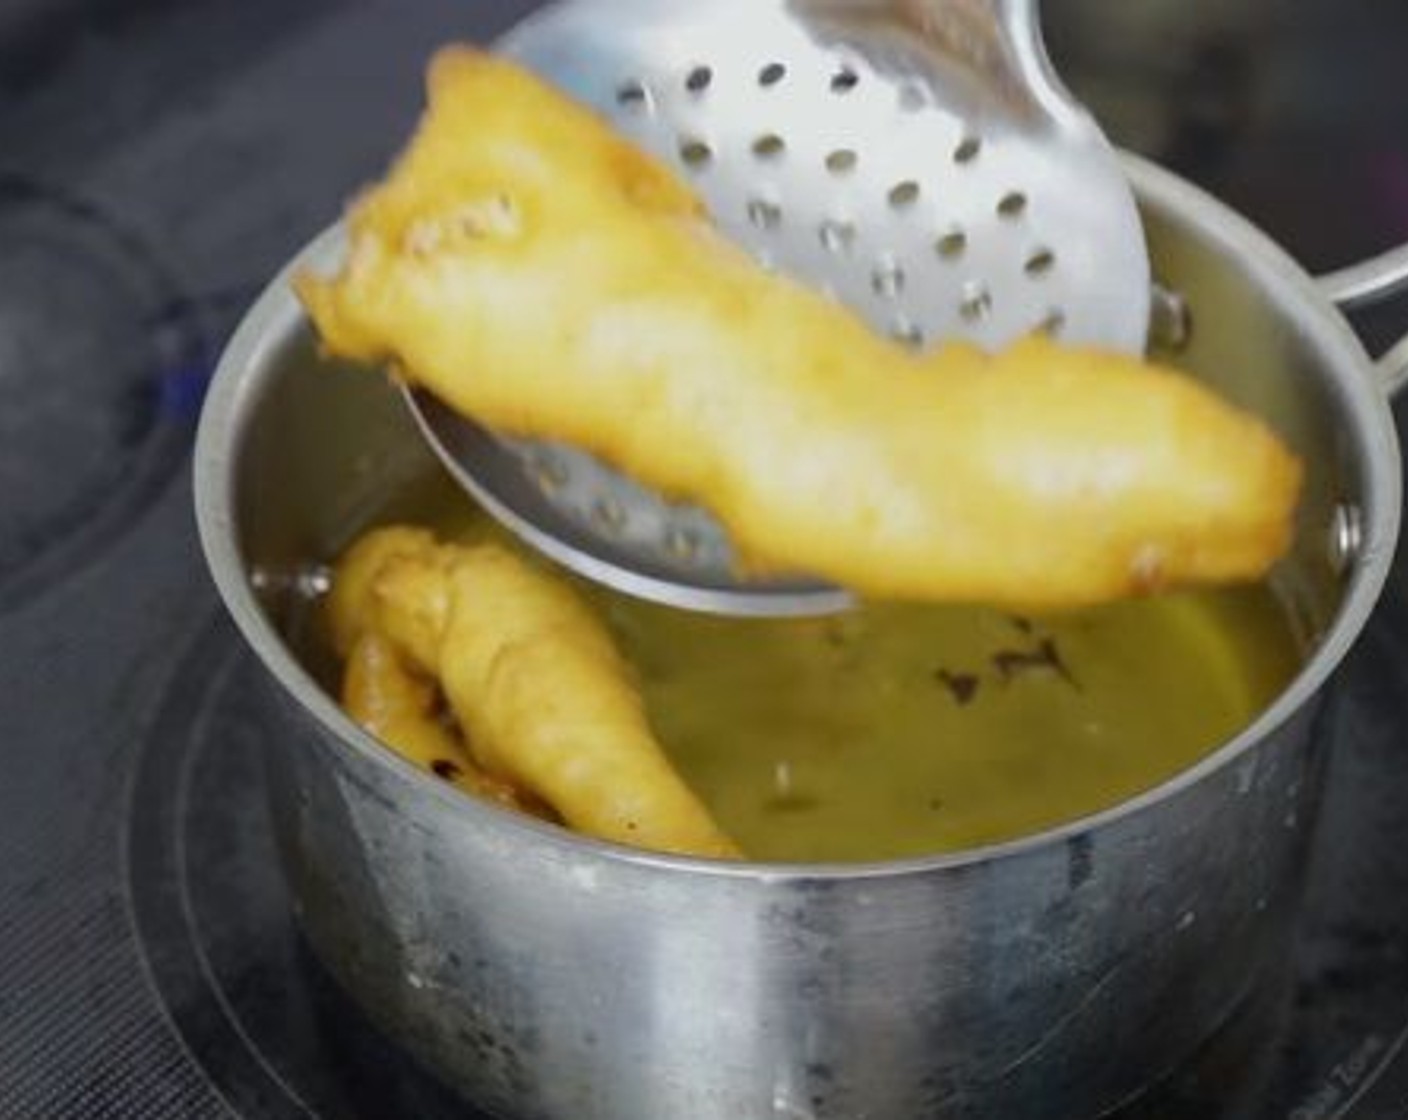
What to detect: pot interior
<box><xmin>213</xmin><ymin>160</ymin><xmax>1394</xmax><ymax>863</ymax></box>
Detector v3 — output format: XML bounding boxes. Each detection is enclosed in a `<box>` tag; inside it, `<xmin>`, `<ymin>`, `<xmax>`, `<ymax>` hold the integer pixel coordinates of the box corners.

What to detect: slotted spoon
<box><xmin>406</xmin><ymin>0</ymin><xmax>1152</xmax><ymax>616</ymax></box>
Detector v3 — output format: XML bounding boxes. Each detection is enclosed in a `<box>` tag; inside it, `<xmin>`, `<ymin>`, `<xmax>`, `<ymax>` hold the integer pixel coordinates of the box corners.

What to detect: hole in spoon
<box><xmin>888</xmin><ymin>181</ymin><xmax>921</xmax><ymax>209</ymax></box>
<box><xmin>752</xmin><ymin>134</ymin><xmax>786</xmax><ymax>160</ymax></box>
<box><xmin>825</xmin><ymin>149</ymin><xmax>858</xmax><ymax>175</ymax></box>
<box><xmin>679</xmin><ymin>139</ymin><xmax>714</xmax><ymax>169</ymax></box>
<box><xmin>1024</xmin><ymin>248</ymin><xmax>1056</xmax><ymax>277</ymax></box>
<box><xmin>954</xmin><ymin>136</ymin><xmax>982</xmax><ymax>164</ymax></box>
<box><xmin>997</xmin><ymin>191</ymin><xmax>1028</xmax><ymax>219</ymax></box>
<box><xmin>935</xmin><ymin>230</ymin><xmax>968</xmax><ymax>260</ymax></box>
<box><xmin>759</xmin><ymin>62</ymin><xmax>787</xmax><ymax>87</ymax></box>
<box><xmin>616</xmin><ymin>80</ymin><xmax>650</xmax><ymax>110</ymax></box>
<box><xmin>831</xmin><ymin>67</ymin><xmax>860</xmax><ymax>94</ymax></box>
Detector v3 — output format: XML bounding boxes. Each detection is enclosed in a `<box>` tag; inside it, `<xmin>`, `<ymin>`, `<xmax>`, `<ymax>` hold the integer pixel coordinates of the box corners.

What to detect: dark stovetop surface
<box><xmin>1</xmin><ymin>2</ymin><xmax>1407</xmax><ymax>1118</ymax></box>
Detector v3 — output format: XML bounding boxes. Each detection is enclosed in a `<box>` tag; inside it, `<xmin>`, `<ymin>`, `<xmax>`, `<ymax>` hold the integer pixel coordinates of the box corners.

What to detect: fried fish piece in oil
<box><xmin>330</xmin><ymin>527</ymin><xmax>555</xmax><ymax>819</ymax></box>
<box><xmin>328</xmin><ymin>526</ymin><xmax>740</xmax><ymax>859</ymax></box>
<box><xmin>298</xmin><ymin>48</ymin><xmax>1302</xmax><ymax>610</ymax></box>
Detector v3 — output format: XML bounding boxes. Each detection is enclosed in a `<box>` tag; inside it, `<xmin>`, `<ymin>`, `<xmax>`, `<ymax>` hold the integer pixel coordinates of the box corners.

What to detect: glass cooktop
<box><xmin>1</xmin><ymin>1</ymin><xmax>1406</xmax><ymax>1117</ymax></box>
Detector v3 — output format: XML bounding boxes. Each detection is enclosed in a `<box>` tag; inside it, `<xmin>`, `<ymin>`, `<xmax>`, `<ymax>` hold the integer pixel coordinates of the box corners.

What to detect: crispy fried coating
<box><xmin>330</xmin><ymin>527</ymin><xmax>552</xmax><ymax>817</ymax></box>
<box><xmin>297</xmin><ymin>48</ymin><xmax>1303</xmax><ymax>609</ymax></box>
<box><xmin>330</xmin><ymin>526</ymin><xmax>740</xmax><ymax>859</ymax></box>
<box><xmin>326</xmin><ymin>525</ymin><xmax>441</xmax><ymax>656</ymax></box>
<box><xmin>342</xmin><ymin>631</ymin><xmax>552</xmax><ymax>817</ymax></box>
<box><xmin>343</xmin><ymin>630</ymin><xmax>465</xmax><ymax>772</ymax></box>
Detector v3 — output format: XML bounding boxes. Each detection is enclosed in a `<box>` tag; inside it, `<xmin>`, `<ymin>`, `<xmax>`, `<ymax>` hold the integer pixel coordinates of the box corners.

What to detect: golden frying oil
<box><xmin>598</xmin><ymin>588</ymin><xmax>1300</xmax><ymax>862</ymax></box>
<box><xmin>330</xmin><ymin>476</ymin><xmax>1304</xmax><ymax>864</ymax></box>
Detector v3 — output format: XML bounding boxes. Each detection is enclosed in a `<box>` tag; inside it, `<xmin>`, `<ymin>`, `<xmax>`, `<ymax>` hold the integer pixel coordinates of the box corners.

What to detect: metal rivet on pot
<box><xmin>1329</xmin><ymin>502</ymin><xmax>1364</xmax><ymax>575</ymax></box>
<box><xmin>1148</xmin><ymin>283</ymin><xmax>1193</xmax><ymax>353</ymax></box>
<box><xmin>296</xmin><ymin>564</ymin><xmax>333</xmax><ymax>597</ymax></box>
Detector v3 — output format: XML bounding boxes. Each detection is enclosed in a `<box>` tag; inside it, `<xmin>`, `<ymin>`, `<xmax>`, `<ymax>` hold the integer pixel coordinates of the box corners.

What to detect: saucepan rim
<box><xmin>194</xmin><ymin>152</ymin><xmax>1402</xmax><ymax>882</ymax></box>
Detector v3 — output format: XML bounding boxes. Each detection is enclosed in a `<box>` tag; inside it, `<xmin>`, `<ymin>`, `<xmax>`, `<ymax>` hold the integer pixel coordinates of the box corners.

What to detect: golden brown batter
<box><xmin>298</xmin><ymin>47</ymin><xmax>1302</xmax><ymax>610</ymax></box>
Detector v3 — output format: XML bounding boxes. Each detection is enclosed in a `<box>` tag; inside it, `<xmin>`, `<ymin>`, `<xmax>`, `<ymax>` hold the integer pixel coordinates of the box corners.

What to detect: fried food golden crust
<box><xmin>298</xmin><ymin>47</ymin><xmax>1303</xmax><ymax>610</ymax></box>
<box><xmin>342</xmin><ymin>631</ymin><xmax>553</xmax><ymax>817</ymax></box>
<box><xmin>332</xmin><ymin>527</ymin><xmax>740</xmax><ymax>859</ymax></box>
<box><xmin>343</xmin><ymin>630</ymin><xmax>464</xmax><ymax>769</ymax></box>
<box><xmin>331</xmin><ymin>527</ymin><xmax>555</xmax><ymax>818</ymax></box>
<box><xmin>325</xmin><ymin>524</ymin><xmax>441</xmax><ymax>656</ymax></box>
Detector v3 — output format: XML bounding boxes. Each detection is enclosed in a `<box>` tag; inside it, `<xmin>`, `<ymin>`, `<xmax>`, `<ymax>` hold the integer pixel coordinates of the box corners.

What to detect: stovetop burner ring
<box><xmin>0</xmin><ymin>171</ymin><xmax>209</xmax><ymax>613</ymax></box>
<box><xmin>120</xmin><ymin>586</ymin><xmax>1408</xmax><ymax>1119</ymax></box>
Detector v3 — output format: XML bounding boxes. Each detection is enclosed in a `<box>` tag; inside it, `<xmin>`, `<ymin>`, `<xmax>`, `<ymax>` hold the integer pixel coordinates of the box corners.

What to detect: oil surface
<box><xmin>603</xmin><ymin>587</ymin><xmax>1298</xmax><ymax>861</ymax></box>
<box><xmin>314</xmin><ymin>475</ymin><xmax>1304</xmax><ymax>863</ymax></box>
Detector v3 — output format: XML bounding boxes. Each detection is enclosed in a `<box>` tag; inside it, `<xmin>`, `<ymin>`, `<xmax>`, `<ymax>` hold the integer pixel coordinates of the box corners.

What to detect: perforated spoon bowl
<box><xmin>408</xmin><ymin>0</ymin><xmax>1151</xmax><ymax>616</ymax></box>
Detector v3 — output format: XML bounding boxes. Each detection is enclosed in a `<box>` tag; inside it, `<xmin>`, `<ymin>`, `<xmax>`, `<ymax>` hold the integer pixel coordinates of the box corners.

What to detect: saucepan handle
<box><xmin>1320</xmin><ymin>243</ymin><xmax>1408</xmax><ymax>398</ymax></box>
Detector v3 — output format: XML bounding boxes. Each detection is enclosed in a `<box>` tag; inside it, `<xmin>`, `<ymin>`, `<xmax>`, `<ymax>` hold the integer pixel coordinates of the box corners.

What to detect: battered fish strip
<box><xmin>342</xmin><ymin>631</ymin><xmax>554</xmax><ymax>816</ymax></box>
<box><xmin>298</xmin><ymin>48</ymin><xmax>1303</xmax><ymax>609</ymax></box>
<box><xmin>330</xmin><ymin>526</ymin><xmax>740</xmax><ymax>859</ymax></box>
<box><xmin>330</xmin><ymin>527</ymin><xmax>553</xmax><ymax>818</ymax></box>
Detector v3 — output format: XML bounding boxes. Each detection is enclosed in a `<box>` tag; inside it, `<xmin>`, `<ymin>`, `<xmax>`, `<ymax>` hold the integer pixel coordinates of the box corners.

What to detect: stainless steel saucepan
<box><xmin>193</xmin><ymin>46</ymin><xmax>1408</xmax><ymax>1120</ymax></box>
